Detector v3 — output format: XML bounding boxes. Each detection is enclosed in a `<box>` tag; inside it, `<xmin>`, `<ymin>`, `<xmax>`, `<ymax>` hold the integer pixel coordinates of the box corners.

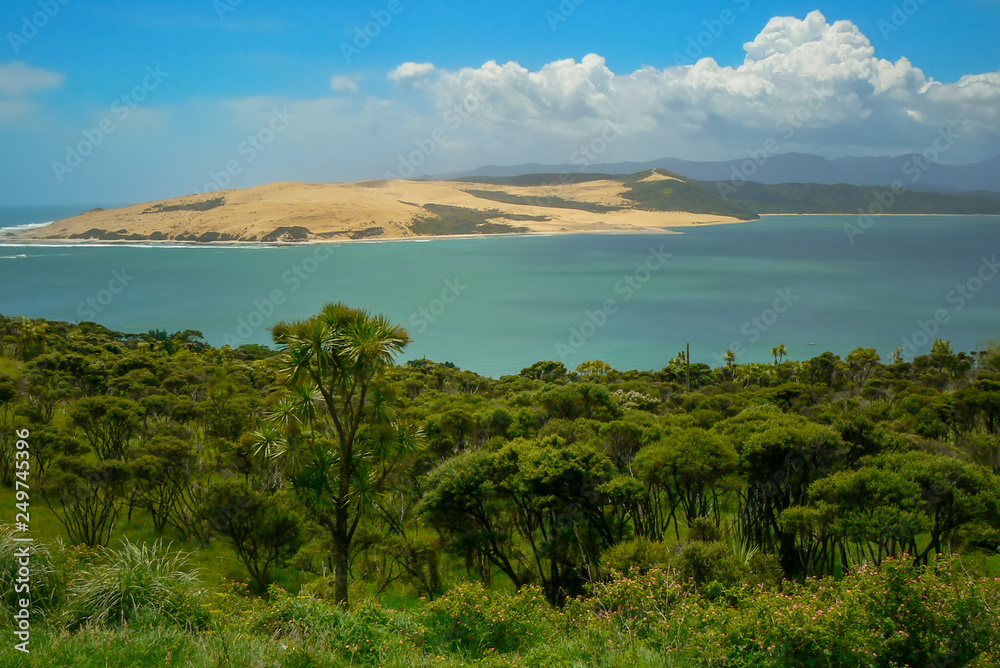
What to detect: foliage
<box><xmin>62</xmin><ymin>539</ymin><xmax>207</xmax><ymax>630</ymax></box>
<box><xmin>202</xmin><ymin>479</ymin><xmax>303</xmax><ymax>595</ymax></box>
<box><xmin>421</xmin><ymin>582</ymin><xmax>560</xmax><ymax>654</ymax></box>
<box><xmin>42</xmin><ymin>456</ymin><xmax>131</xmax><ymax>547</ymax></box>
<box><xmin>4</xmin><ymin>311</ymin><xmax>1000</xmax><ymax>664</ymax></box>
<box><xmin>710</xmin><ymin>559</ymin><xmax>1000</xmax><ymax>667</ymax></box>
<box><xmin>0</xmin><ymin>526</ymin><xmax>64</xmax><ymax>617</ymax></box>
<box><xmin>601</xmin><ymin>537</ymin><xmax>671</xmax><ymax>574</ymax></box>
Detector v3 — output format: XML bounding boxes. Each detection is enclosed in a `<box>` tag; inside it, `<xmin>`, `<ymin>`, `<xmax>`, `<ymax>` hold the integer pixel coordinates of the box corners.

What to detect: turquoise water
<box><xmin>2</xmin><ymin>210</ymin><xmax>1000</xmax><ymax>376</ymax></box>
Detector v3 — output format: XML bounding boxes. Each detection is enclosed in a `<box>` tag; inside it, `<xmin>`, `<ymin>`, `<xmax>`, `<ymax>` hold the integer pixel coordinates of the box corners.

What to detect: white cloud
<box><xmin>383</xmin><ymin>11</ymin><xmax>1000</xmax><ymax>160</ymax></box>
<box><xmin>388</xmin><ymin>62</ymin><xmax>436</xmax><ymax>84</ymax></box>
<box><xmin>0</xmin><ymin>62</ymin><xmax>64</xmax><ymax>98</ymax></box>
<box><xmin>0</xmin><ymin>62</ymin><xmax>65</xmax><ymax>123</ymax></box>
<box><xmin>330</xmin><ymin>75</ymin><xmax>361</xmax><ymax>94</ymax></box>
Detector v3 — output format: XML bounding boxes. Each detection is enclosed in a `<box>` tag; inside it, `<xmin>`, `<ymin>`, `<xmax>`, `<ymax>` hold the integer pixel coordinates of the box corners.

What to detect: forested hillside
<box><xmin>1</xmin><ymin>309</ymin><xmax>999</xmax><ymax>666</ymax></box>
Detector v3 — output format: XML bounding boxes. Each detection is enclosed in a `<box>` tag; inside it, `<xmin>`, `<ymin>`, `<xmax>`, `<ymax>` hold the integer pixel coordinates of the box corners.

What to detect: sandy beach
<box><xmin>11</xmin><ymin>177</ymin><xmax>748</xmax><ymax>245</ymax></box>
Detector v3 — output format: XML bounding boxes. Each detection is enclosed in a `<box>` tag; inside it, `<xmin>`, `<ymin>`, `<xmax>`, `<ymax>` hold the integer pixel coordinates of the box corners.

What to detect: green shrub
<box><xmin>235</xmin><ymin>586</ymin><xmax>419</xmax><ymax>665</ymax></box>
<box><xmin>744</xmin><ymin>551</ymin><xmax>783</xmax><ymax>590</ymax></box>
<box><xmin>421</xmin><ymin>582</ymin><xmax>560</xmax><ymax>655</ymax></box>
<box><xmin>601</xmin><ymin>537</ymin><xmax>671</xmax><ymax>574</ymax></box>
<box><xmin>575</xmin><ymin>568</ymin><xmax>700</xmax><ymax>643</ymax></box>
<box><xmin>708</xmin><ymin>559</ymin><xmax>1000</xmax><ymax>668</ymax></box>
<box><xmin>674</xmin><ymin>540</ymin><xmax>746</xmax><ymax>594</ymax></box>
<box><xmin>687</xmin><ymin>517</ymin><xmax>722</xmax><ymax>542</ymax></box>
<box><xmin>63</xmin><ymin>538</ymin><xmax>207</xmax><ymax>629</ymax></box>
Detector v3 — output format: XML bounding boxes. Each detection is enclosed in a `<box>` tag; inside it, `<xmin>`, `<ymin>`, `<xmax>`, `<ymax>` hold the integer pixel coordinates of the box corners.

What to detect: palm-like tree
<box><xmin>266</xmin><ymin>303</ymin><xmax>410</xmax><ymax>607</ymax></box>
<box><xmin>771</xmin><ymin>344</ymin><xmax>787</xmax><ymax>365</ymax></box>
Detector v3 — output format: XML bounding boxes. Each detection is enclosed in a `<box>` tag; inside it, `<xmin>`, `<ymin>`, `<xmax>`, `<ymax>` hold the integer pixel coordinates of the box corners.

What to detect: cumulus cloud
<box><xmin>388</xmin><ymin>62</ymin><xmax>437</xmax><ymax>87</ymax></box>
<box><xmin>385</xmin><ymin>11</ymin><xmax>1000</xmax><ymax>160</ymax></box>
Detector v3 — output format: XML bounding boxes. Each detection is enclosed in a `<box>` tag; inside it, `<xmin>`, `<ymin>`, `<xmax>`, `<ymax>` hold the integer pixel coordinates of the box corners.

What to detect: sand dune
<box><xmin>637</xmin><ymin>169</ymin><xmax>683</xmax><ymax>183</ymax></box>
<box><xmin>16</xmin><ymin>176</ymin><xmax>746</xmax><ymax>243</ymax></box>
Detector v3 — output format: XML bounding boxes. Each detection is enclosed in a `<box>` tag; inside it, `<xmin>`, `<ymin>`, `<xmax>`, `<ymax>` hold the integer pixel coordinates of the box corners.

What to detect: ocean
<box><xmin>2</xmin><ymin>207</ymin><xmax>999</xmax><ymax>376</ymax></box>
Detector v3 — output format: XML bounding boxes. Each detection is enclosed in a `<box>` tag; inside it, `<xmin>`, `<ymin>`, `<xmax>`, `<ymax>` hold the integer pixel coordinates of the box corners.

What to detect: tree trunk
<box><xmin>334</xmin><ymin>537</ymin><xmax>350</xmax><ymax>607</ymax></box>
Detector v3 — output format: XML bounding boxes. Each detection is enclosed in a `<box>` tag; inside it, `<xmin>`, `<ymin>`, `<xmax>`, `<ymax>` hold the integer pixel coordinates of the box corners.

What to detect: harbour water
<box><xmin>2</xmin><ymin>209</ymin><xmax>999</xmax><ymax>376</ymax></box>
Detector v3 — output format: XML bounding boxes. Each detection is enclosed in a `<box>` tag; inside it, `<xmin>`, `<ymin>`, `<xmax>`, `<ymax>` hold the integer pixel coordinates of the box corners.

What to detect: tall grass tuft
<box><xmin>0</xmin><ymin>526</ymin><xmax>63</xmax><ymax>617</ymax></box>
<box><xmin>64</xmin><ymin>538</ymin><xmax>208</xmax><ymax>630</ymax></box>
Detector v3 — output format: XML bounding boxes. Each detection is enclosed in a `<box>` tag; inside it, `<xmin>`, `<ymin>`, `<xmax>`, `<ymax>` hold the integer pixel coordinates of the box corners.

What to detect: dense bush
<box><xmin>0</xmin><ymin>548</ymin><xmax>997</xmax><ymax>666</ymax></box>
<box><xmin>704</xmin><ymin>560</ymin><xmax>1000</xmax><ymax>668</ymax></box>
<box><xmin>5</xmin><ymin>313</ymin><xmax>1000</xmax><ymax>664</ymax></box>
<box><xmin>601</xmin><ymin>537</ymin><xmax>671</xmax><ymax>573</ymax></box>
<box><xmin>421</xmin><ymin>582</ymin><xmax>561</xmax><ymax>655</ymax></box>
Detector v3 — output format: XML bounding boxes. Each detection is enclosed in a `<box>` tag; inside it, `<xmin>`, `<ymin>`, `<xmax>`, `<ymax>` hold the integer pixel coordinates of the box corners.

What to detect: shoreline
<box><xmin>0</xmin><ymin>176</ymin><xmax>752</xmax><ymax>246</ymax></box>
<box><xmin>0</xmin><ymin>220</ymin><xmax>743</xmax><ymax>248</ymax></box>
<box><xmin>4</xmin><ymin>212</ymin><xmax>997</xmax><ymax>248</ymax></box>
<box><xmin>759</xmin><ymin>212</ymin><xmax>1000</xmax><ymax>217</ymax></box>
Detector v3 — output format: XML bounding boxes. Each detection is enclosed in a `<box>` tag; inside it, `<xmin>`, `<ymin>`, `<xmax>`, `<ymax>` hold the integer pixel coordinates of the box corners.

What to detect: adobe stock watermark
<box><xmin>713</xmin><ymin>288</ymin><xmax>799</xmax><ymax>366</ymax></box>
<box><xmin>844</xmin><ymin>126</ymin><xmax>959</xmax><ymax>244</ymax></box>
<box><xmin>556</xmin><ymin>246</ymin><xmax>671</xmax><ymax>360</ymax></box>
<box><xmin>213</xmin><ymin>0</ymin><xmax>242</xmax><ymax>22</ymax></box>
<box><xmin>52</xmin><ymin>66</ymin><xmax>169</xmax><ymax>183</ymax></box>
<box><xmin>12</xmin><ymin>427</ymin><xmax>31</xmax><ymax>654</ymax></box>
<box><xmin>546</xmin><ymin>0</ymin><xmax>586</xmax><ymax>30</ymax></box>
<box><xmin>341</xmin><ymin>0</ymin><xmax>404</xmax><ymax>63</ymax></box>
<box><xmin>670</xmin><ymin>0</ymin><xmax>751</xmax><ymax>66</ymax></box>
<box><xmin>384</xmin><ymin>80</ymin><xmax>496</xmax><ymax>180</ymax></box>
<box><xmin>877</xmin><ymin>0</ymin><xmax>929</xmax><ymax>40</ymax></box>
<box><xmin>221</xmin><ymin>246</ymin><xmax>333</xmax><ymax>347</ymax></box>
<box><xmin>899</xmin><ymin>255</ymin><xmax>999</xmax><ymax>357</ymax></box>
<box><xmin>7</xmin><ymin>0</ymin><xmax>70</xmax><ymax>54</ymax></box>
<box><xmin>409</xmin><ymin>278</ymin><xmax>467</xmax><ymax>334</ymax></box>
<box><xmin>504</xmin><ymin>121</ymin><xmax>624</xmax><ymax>212</ymax></box>
<box><xmin>194</xmin><ymin>106</ymin><xmax>295</xmax><ymax>194</ymax></box>
<box><xmin>716</xmin><ymin>87</ymin><xmax>826</xmax><ymax>200</ymax></box>
<box><xmin>76</xmin><ymin>267</ymin><xmax>135</xmax><ymax>321</ymax></box>
<box><xmin>569</xmin><ymin>121</ymin><xmax>623</xmax><ymax>171</ymax></box>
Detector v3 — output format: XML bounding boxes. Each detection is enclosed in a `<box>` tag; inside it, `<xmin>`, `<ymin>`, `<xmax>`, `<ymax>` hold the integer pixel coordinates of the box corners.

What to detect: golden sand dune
<box><xmin>16</xmin><ymin>175</ymin><xmax>746</xmax><ymax>243</ymax></box>
<box><xmin>637</xmin><ymin>169</ymin><xmax>683</xmax><ymax>184</ymax></box>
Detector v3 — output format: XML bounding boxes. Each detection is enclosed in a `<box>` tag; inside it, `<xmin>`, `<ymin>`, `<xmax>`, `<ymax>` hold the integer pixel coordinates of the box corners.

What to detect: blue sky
<box><xmin>2</xmin><ymin>0</ymin><xmax>999</xmax><ymax>205</ymax></box>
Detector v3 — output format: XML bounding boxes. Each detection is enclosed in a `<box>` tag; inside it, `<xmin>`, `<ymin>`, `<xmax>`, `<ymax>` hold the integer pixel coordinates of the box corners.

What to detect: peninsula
<box><xmin>11</xmin><ymin>169</ymin><xmax>756</xmax><ymax>243</ymax></box>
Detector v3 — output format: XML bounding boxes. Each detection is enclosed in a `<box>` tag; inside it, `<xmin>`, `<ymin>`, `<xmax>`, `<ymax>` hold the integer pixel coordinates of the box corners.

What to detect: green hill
<box><xmin>457</xmin><ymin>169</ymin><xmax>761</xmax><ymax>220</ymax></box>
<box><xmin>713</xmin><ymin>181</ymin><xmax>1000</xmax><ymax>214</ymax></box>
<box><xmin>621</xmin><ymin>169</ymin><xmax>760</xmax><ymax>220</ymax></box>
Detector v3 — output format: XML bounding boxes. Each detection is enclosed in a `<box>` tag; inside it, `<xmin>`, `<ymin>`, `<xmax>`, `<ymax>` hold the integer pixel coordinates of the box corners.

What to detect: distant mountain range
<box><xmin>435</xmin><ymin>153</ymin><xmax>1000</xmax><ymax>194</ymax></box>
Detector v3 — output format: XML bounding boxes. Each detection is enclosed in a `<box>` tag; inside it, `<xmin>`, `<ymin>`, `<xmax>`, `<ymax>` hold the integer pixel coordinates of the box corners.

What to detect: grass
<box><xmin>620</xmin><ymin>173</ymin><xmax>759</xmax><ymax>220</ymax></box>
<box><xmin>460</xmin><ymin>171</ymin><xmax>761</xmax><ymax>220</ymax></box>
<box><xmin>0</xmin><ymin>542</ymin><xmax>996</xmax><ymax>667</ymax></box>
<box><xmin>463</xmin><ymin>188</ymin><xmax>616</xmax><ymax>213</ymax></box>
<box><xmin>142</xmin><ymin>197</ymin><xmax>226</xmax><ymax>214</ymax></box>
<box><xmin>0</xmin><ymin>486</ymin><xmax>262</xmax><ymax>593</ymax></box>
<box><xmin>410</xmin><ymin>205</ymin><xmax>530</xmax><ymax>236</ymax></box>
<box><xmin>63</xmin><ymin>539</ymin><xmax>207</xmax><ymax>629</ymax></box>
<box><xmin>0</xmin><ymin>619</ymin><xmax>711</xmax><ymax>667</ymax></box>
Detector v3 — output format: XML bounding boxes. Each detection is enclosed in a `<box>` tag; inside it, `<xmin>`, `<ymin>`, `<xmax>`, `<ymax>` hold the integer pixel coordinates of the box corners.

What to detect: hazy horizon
<box><xmin>2</xmin><ymin>1</ymin><xmax>999</xmax><ymax>206</ymax></box>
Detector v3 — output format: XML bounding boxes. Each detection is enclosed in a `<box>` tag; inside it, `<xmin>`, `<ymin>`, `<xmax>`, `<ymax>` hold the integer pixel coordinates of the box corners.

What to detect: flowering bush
<box><xmin>701</xmin><ymin>559</ymin><xmax>1000</xmax><ymax>668</ymax></box>
<box><xmin>220</xmin><ymin>585</ymin><xmax>419</xmax><ymax>665</ymax></box>
<box><xmin>421</xmin><ymin>582</ymin><xmax>561</xmax><ymax>655</ymax></box>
